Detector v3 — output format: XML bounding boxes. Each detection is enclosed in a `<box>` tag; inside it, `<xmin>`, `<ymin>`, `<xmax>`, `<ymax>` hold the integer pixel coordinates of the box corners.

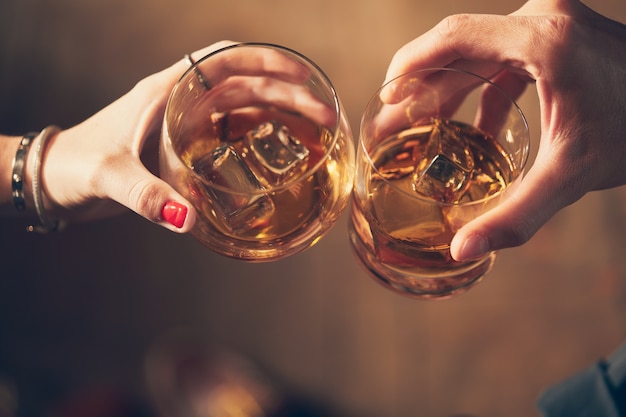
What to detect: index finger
<box><xmin>189</xmin><ymin>43</ymin><xmax>312</xmax><ymax>88</ymax></box>
<box><xmin>384</xmin><ymin>14</ymin><xmax>537</xmax><ymax>90</ymax></box>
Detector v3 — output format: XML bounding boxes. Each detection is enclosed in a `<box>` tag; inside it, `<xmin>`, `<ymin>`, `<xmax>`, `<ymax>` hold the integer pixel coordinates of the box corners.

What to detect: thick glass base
<box><xmin>348</xmin><ymin>221</ymin><xmax>495</xmax><ymax>300</ymax></box>
<box><xmin>190</xmin><ymin>221</ymin><xmax>325</xmax><ymax>262</ymax></box>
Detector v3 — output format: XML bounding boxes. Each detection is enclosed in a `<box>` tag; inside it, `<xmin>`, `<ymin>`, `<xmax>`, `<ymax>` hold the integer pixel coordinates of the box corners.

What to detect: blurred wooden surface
<box><xmin>1</xmin><ymin>0</ymin><xmax>626</xmax><ymax>416</ymax></box>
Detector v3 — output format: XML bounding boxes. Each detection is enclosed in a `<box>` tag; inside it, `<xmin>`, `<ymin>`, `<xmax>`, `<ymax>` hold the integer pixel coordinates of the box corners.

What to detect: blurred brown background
<box><xmin>1</xmin><ymin>0</ymin><xmax>626</xmax><ymax>416</ymax></box>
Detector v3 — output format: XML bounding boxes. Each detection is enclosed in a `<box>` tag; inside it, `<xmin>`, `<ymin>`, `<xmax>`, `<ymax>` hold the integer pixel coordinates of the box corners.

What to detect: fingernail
<box><xmin>161</xmin><ymin>201</ymin><xmax>188</xmax><ymax>229</ymax></box>
<box><xmin>458</xmin><ymin>234</ymin><xmax>490</xmax><ymax>261</ymax></box>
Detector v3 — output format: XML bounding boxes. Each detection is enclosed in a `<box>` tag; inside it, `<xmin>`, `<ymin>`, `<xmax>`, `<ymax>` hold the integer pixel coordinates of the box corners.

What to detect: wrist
<box><xmin>2</xmin><ymin>127</ymin><xmax>65</xmax><ymax>232</ymax></box>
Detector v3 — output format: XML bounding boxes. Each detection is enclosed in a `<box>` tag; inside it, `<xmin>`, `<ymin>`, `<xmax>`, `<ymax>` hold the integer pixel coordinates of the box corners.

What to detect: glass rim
<box><xmin>164</xmin><ymin>42</ymin><xmax>344</xmax><ymax>195</ymax></box>
<box><xmin>358</xmin><ymin>67</ymin><xmax>530</xmax><ymax>208</ymax></box>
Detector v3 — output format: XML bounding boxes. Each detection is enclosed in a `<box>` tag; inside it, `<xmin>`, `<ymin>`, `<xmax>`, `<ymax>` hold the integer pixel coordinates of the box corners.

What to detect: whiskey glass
<box><xmin>160</xmin><ymin>43</ymin><xmax>355</xmax><ymax>261</ymax></box>
<box><xmin>349</xmin><ymin>68</ymin><xmax>530</xmax><ymax>299</ymax></box>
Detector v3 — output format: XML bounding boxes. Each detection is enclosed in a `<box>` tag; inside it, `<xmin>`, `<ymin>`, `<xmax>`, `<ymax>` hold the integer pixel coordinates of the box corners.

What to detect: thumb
<box><xmin>109</xmin><ymin>164</ymin><xmax>197</xmax><ymax>233</ymax></box>
<box><xmin>449</xmin><ymin>154</ymin><xmax>582</xmax><ymax>261</ymax></box>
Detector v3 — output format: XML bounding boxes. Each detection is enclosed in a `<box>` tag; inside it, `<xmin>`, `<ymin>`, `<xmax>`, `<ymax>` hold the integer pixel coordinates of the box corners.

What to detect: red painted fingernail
<box><xmin>161</xmin><ymin>201</ymin><xmax>188</xmax><ymax>229</ymax></box>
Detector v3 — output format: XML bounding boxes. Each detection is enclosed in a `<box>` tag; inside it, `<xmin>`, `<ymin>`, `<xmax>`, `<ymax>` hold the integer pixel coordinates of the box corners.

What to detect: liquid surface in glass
<box><xmin>354</xmin><ymin>118</ymin><xmax>515</xmax><ymax>270</ymax></box>
<box><xmin>174</xmin><ymin>109</ymin><xmax>345</xmax><ymax>246</ymax></box>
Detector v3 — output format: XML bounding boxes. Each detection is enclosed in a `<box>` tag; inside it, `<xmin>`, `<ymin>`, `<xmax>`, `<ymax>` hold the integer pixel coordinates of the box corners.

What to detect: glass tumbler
<box><xmin>349</xmin><ymin>68</ymin><xmax>530</xmax><ymax>299</ymax></box>
<box><xmin>160</xmin><ymin>43</ymin><xmax>355</xmax><ymax>262</ymax></box>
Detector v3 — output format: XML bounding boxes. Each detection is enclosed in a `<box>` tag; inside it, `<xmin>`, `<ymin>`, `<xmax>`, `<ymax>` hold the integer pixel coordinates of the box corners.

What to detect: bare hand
<box><xmin>384</xmin><ymin>0</ymin><xmax>626</xmax><ymax>260</ymax></box>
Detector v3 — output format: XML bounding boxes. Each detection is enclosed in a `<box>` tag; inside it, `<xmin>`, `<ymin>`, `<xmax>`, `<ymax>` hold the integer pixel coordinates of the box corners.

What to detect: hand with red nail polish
<box><xmin>0</xmin><ymin>42</ymin><xmax>238</xmax><ymax>232</ymax></box>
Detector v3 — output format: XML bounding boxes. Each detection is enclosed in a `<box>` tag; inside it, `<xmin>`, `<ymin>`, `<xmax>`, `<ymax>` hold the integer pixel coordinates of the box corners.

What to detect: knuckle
<box><xmin>128</xmin><ymin>179</ymin><xmax>161</xmax><ymax>217</ymax></box>
<box><xmin>439</xmin><ymin>13</ymin><xmax>473</xmax><ymax>34</ymax></box>
<box><xmin>435</xmin><ymin>14</ymin><xmax>492</xmax><ymax>59</ymax></box>
<box><xmin>437</xmin><ymin>14</ymin><xmax>473</xmax><ymax>44</ymax></box>
<box><xmin>494</xmin><ymin>195</ymin><xmax>543</xmax><ymax>249</ymax></box>
<box><xmin>503</xmin><ymin>219</ymin><xmax>536</xmax><ymax>248</ymax></box>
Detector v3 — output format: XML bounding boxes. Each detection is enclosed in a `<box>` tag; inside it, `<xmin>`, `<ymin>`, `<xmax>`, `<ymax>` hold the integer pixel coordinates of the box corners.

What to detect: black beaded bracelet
<box><xmin>11</xmin><ymin>132</ymin><xmax>38</xmax><ymax>211</ymax></box>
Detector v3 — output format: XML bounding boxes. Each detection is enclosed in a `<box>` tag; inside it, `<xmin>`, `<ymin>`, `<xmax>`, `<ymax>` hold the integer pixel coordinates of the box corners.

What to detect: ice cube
<box><xmin>244</xmin><ymin>120</ymin><xmax>310</xmax><ymax>185</ymax></box>
<box><xmin>193</xmin><ymin>144</ymin><xmax>274</xmax><ymax>233</ymax></box>
<box><xmin>413</xmin><ymin>154</ymin><xmax>470</xmax><ymax>203</ymax></box>
<box><xmin>427</xmin><ymin>118</ymin><xmax>474</xmax><ymax>173</ymax></box>
<box><xmin>412</xmin><ymin>119</ymin><xmax>474</xmax><ymax>203</ymax></box>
